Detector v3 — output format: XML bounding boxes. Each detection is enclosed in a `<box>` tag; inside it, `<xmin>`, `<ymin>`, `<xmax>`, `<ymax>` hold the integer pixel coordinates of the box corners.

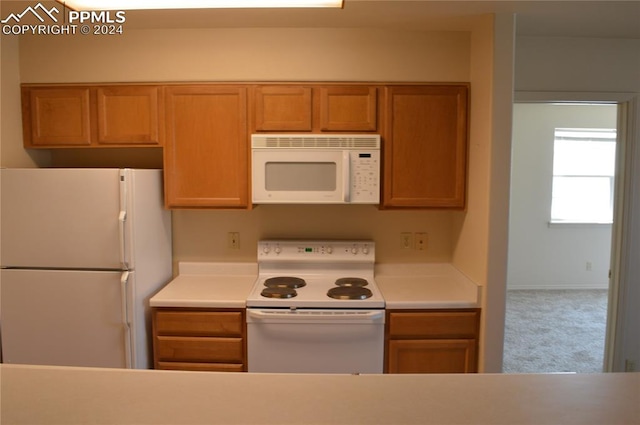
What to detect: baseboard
<box><xmin>507</xmin><ymin>284</ymin><xmax>609</xmax><ymax>290</ymax></box>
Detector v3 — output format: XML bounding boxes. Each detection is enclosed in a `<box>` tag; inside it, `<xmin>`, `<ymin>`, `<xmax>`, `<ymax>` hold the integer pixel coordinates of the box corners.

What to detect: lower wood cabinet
<box><xmin>152</xmin><ymin>308</ymin><xmax>246</xmax><ymax>372</ymax></box>
<box><xmin>386</xmin><ymin>309</ymin><xmax>480</xmax><ymax>373</ymax></box>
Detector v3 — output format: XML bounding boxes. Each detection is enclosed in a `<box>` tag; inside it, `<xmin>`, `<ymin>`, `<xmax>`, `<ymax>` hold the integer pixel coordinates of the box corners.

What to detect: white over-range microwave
<box><xmin>251</xmin><ymin>134</ymin><xmax>381</xmax><ymax>204</ymax></box>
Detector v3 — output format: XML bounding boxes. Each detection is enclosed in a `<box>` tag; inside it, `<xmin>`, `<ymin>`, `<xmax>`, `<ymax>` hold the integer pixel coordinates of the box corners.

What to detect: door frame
<box><xmin>513</xmin><ymin>91</ymin><xmax>639</xmax><ymax>372</ymax></box>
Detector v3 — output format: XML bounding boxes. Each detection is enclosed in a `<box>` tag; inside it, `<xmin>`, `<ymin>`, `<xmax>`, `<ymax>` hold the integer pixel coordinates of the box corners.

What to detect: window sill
<box><xmin>548</xmin><ymin>221</ymin><xmax>613</xmax><ymax>228</ymax></box>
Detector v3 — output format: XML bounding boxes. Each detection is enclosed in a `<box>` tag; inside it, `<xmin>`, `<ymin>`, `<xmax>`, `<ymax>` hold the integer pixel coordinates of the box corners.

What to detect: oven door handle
<box><xmin>247</xmin><ymin>309</ymin><xmax>384</xmax><ymax>323</ymax></box>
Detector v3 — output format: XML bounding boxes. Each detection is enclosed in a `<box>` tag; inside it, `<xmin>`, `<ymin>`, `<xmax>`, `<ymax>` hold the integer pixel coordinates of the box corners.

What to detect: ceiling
<box><xmin>2</xmin><ymin>0</ymin><xmax>639</xmax><ymax>38</ymax></box>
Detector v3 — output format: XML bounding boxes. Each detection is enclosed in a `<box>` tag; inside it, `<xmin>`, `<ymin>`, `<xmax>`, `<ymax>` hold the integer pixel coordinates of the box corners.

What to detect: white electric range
<box><xmin>246</xmin><ymin>240</ymin><xmax>386</xmax><ymax>374</ymax></box>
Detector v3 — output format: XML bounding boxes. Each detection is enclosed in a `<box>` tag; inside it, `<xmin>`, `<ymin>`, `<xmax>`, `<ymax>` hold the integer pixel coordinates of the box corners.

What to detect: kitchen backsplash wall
<box><xmin>172</xmin><ymin>206</ymin><xmax>455</xmax><ymax>268</ymax></box>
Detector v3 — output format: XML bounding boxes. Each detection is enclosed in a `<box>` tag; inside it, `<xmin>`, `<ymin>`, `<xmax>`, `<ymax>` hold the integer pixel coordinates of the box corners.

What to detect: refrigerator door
<box><xmin>0</xmin><ymin>269</ymin><xmax>131</xmax><ymax>368</ymax></box>
<box><xmin>1</xmin><ymin>168</ymin><xmax>123</xmax><ymax>269</ymax></box>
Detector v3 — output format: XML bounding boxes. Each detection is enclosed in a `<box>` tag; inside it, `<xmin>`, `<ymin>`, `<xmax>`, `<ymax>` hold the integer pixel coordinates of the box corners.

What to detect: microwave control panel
<box><xmin>350</xmin><ymin>151</ymin><xmax>380</xmax><ymax>203</ymax></box>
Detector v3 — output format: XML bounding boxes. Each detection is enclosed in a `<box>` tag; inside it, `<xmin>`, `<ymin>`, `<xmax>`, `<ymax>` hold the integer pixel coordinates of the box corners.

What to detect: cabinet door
<box><xmin>164</xmin><ymin>85</ymin><xmax>248</xmax><ymax>208</ymax></box>
<box><xmin>387</xmin><ymin>339</ymin><xmax>477</xmax><ymax>373</ymax></box>
<box><xmin>383</xmin><ymin>85</ymin><xmax>468</xmax><ymax>208</ymax></box>
<box><xmin>254</xmin><ymin>86</ymin><xmax>312</xmax><ymax>131</ymax></box>
<box><xmin>318</xmin><ymin>86</ymin><xmax>377</xmax><ymax>131</ymax></box>
<box><xmin>96</xmin><ymin>86</ymin><xmax>160</xmax><ymax>145</ymax></box>
<box><xmin>24</xmin><ymin>87</ymin><xmax>92</xmax><ymax>147</ymax></box>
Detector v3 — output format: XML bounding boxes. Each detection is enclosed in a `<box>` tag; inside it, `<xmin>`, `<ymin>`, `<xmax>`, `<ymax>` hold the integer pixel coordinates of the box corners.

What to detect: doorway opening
<box><xmin>503</xmin><ymin>102</ymin><xmax>618</xmax><ymax>373</ymax></box>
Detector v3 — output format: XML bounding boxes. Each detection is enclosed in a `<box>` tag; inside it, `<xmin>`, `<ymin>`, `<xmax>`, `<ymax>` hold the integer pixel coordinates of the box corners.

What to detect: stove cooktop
<box><xmin>246</xmin><ymin>240</ymin><xmax>385</xmax><ymax>309</ymax></box>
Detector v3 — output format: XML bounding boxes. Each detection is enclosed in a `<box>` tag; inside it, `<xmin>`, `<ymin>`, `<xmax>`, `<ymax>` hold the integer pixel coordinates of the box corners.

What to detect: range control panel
<box><xmin>258</xmin><ymin>240</ymin><xmax>375</xmax><ymax>261</ymax></box>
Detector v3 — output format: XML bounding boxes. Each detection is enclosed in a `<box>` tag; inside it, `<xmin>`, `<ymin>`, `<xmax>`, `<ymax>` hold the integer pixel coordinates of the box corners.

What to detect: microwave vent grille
<box><xmin>252</xmin><ymin>134</ymin><xmax>380</xmax><ymax>149</ymax></box>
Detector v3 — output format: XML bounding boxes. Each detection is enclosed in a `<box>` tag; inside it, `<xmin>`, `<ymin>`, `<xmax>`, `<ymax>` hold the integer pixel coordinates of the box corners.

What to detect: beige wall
<box><xmin>19</xmin><ymin>28</ymin><xmax>470</xmax><ymax>83</ymax></box>
<box><xmin>0</xmin><ymin>35</ymin><xmax>49</xmax><ymax>168</ymax></box>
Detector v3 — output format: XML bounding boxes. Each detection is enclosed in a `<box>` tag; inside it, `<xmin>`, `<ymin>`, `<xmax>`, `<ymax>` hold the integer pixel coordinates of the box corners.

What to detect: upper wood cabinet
<box><xmin>23</xmin><ymin>87</ymin><xmax>92</xmax><ymax>147</ymax></box>
<box><xmin>252</xmin><ymin>84</ymin><xmax>379</xmax><ymax>133</ymax></box>
<box><xmin>96</xmin><ymin>86</ymin><xmax>161</xmax><ymax>145</ymax></box>
<box><xmin>383</xmin><ymin>84</ymin><xmax>469</xmax><ymax>209</ymax></box>
<box><xmin>253</xmin><ymin>86</ymin><xmax>312</xmax><ymax>131</ymax></box>
<box><xmin>318</xmin><ymin>86</ymin><xmax>377</xmax><ymax>131</ymax></box>
<box><xmin>22</xmin><ymin>85</ymin><xmax>162</xmax><ymax>148</ymax></box>
<box><xmin>163</xmin><ymin>85</ymin><xmax>249</xmax><ymax>209</ymax></box>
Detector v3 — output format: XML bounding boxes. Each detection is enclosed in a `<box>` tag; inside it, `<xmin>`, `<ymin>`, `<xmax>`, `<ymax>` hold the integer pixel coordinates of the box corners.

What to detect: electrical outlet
<box><xmin>625</xmin><ymin>359</ymin><xmax>636</xmax><ymax>372</ymax></box>
<box><xmin>415</xmin><ymin>232</ymin><xmax>428</xmax><ymax>251</ymax></box>
<box><xmin>400</xmin><ymin>232</ymin><xmax>413</xmax><ymax>249</ymax></box>
<box><xmin>228</xmin><ymin>232</ymin><xmax>240</xmax><ymax>249</ymax></box>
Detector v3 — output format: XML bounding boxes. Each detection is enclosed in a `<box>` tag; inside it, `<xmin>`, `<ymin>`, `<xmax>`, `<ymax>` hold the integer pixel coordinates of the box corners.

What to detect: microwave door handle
<box><xmin>342</xmin><ymin>151</ymin><xmax>350</xmax><ymax>202</ymax></box>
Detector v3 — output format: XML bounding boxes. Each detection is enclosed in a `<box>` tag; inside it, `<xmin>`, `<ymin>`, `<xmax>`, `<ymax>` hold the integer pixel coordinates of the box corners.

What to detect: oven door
<box><xmin>247</xmin><ymin>309</ymin><xmax>385</xmax><ymax>374</ymax></box>
<box><xmin>252</xmin><ymin>149</ymin><xmax>348</xmax><ymax>204</ymax></box>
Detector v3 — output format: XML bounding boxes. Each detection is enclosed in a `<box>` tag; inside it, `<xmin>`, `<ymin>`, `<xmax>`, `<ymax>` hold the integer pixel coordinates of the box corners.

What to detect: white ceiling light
<box><xmin>56</xmin><ymin>0</ymin><xmax>344</xmax><ymax>10</ymax></box>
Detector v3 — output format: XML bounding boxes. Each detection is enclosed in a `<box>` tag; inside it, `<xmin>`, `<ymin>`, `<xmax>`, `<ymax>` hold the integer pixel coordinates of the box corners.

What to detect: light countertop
<box><xmin>375</xmin><ymin>263</ymin><xmax>481</xmax><ymax>309</ymax></box>
<box><xmin>149</xmin><ymin>262</ymin><xmax>257</xmax><ymax>308</ymax></box>
<box><xmin>150</xmin><ymin>262</ymin><xmax>481</xmax><ymax>309</ymax></box>
<box><xmin>2</xmin><ymin>364</ymin><xmax>638</xmax><ymax>425</ymax></box>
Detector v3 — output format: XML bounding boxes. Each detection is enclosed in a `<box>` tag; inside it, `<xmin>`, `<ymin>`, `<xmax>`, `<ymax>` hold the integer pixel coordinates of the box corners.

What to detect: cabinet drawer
<box><xmin>387</xmin><ymin>339</ymin><xmax>477</xmax><ymax>373</ymax></box>
<box><xmin>156</xmin><ymin>336</ymin><xmax>244</xmax><ymax>363</ymax></box>
<box><xmin>156</xmin><ymin>361</ymin><xmax>244</xmax><ymax>372</ymax></box>
<box><xmin>154</xmin><ymin>311</ymin><xmax>243</xmax><ymax>337</ymax></box>
<box><xmin>388</xmin><ymin>310</ymin><xmax>479</xmax><ymax>338</ymax></box>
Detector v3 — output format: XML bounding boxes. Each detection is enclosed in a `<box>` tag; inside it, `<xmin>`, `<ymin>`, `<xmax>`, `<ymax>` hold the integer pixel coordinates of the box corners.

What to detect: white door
<box><xmin>0</xmin><ymin>168</ymin><xmax>123</xmax><ymax>269</ymax></box>
<box><xmin>0</xmin><ymin>269</ymin><xmax>130</xmax><ymax>368</ymax></box>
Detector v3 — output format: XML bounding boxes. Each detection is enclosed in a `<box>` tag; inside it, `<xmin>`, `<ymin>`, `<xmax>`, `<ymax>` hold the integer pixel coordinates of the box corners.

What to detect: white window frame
<box><xmin>550</xmin><ymin>127</ymin><xmax>617</xmax><ymax>225</ymax></box>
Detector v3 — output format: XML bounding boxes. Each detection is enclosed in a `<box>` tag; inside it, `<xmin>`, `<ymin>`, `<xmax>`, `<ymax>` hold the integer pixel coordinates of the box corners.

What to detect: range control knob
<box><xmin>362</xmin><ymin>246</ymin><xmax>370</xmax><ymax>255</ymax></box>
<box><xmin>262</xmin><ymin>246</ymin><xmax>271</xmax><ymax>255</ymax></box>
<box><xmin>351</xmin><ymin>246</ymin><xmax>359</xmax><ymax>255</ymax></box>
<box><xmin>326</xmin><ymin>246</ymin><xmax>333</xmax><ymax>254</ymax></box>
<box><xmin>274</xmin><ymin>246</ymin><xmax>282</xmax><ymax>255</ymax></box>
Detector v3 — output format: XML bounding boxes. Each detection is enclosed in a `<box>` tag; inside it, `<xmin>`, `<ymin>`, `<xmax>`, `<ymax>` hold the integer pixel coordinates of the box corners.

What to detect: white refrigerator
<box><xmin>0</xmin><ymin>168</ymin><xmax>172</xmax><ymax>369</ymax></box>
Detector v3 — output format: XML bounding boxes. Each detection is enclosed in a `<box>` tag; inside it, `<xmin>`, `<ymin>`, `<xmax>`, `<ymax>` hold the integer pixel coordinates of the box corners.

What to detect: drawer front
<box><xmin>387</xmin><ymin>339</ymin><xmax>477</xmax><ymax>373</ymax></box>
<box><xmin>156</xmin><ymin>362</ymin><xmax>245</xmax><ymax>372</ymax></box>
<box><xmin>388</xmin><ymin>310</ymin><xmax>479</xmax><ymax>338</ymax></box>
<box><xmin>156</xmin><ymin>336</ymin><xmax>244</xmax><ymax>363</ymax></box>
<box><xmin>154</xmin><ymin>310</ymin><xmax>243</xmax><ymax>337</ymax></box>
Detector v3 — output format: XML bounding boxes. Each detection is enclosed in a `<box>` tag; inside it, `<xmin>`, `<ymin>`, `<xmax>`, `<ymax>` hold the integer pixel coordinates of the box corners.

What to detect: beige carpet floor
<box><xmin>502</xmin><ymin>289</ymin><xmax>608</xmax><ymax>373</ymax></box>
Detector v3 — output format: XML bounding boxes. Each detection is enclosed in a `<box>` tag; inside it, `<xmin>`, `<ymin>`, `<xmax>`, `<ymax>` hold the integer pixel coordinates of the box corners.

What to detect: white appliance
<box><xmin>251</xmin><ymin>134</ymin><xmax>381</xmax><ymax>204</ymax></box>
<box><xmin>0</xmin><ymin>168</ymin><xmax>172</xmax><ymax>369</ymax></box>
<box><xmin>246</xmin><ymin>240</ymin><xmax>385</xmax><ymax>374</ymax></box>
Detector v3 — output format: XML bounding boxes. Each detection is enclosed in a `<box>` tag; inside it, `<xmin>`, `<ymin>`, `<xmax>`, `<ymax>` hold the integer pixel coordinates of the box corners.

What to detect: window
<box><xmin>551</xmin><ymin>128</ymin><xmax>617</xmax><ymax>224</ymax></box>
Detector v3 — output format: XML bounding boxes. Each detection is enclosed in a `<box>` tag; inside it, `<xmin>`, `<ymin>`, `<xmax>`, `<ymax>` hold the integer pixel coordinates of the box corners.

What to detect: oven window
<box><xmin>265</xmin><ymin>162</ymin><xmax>337</xmax><ymax>191</ymax></box>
